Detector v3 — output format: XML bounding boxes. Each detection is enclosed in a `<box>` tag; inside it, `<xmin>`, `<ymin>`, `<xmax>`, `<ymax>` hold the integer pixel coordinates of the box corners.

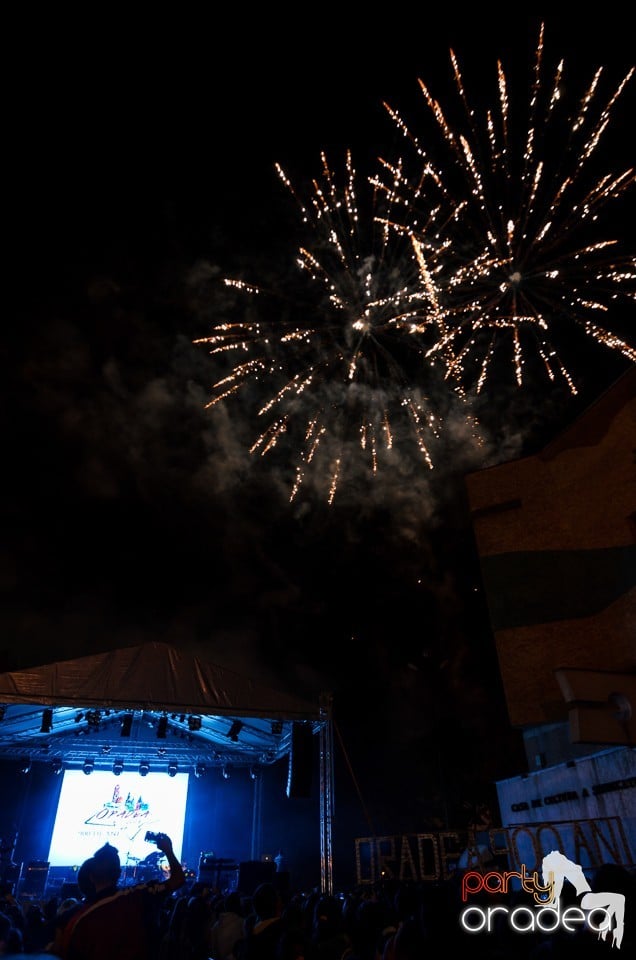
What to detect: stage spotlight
<box><xmin>227</xmin><ymin>720</ymin><xmax>243</xmax><ymax>742</ymax></box>
<box><xmin>40</xmin><ymin>709</ymin><xmax>53</xmax><ymax>733</ymax></box>
<box><xmin>167</xmin><ymin>761</ymin><xmax>178</xmax><ymax>778</ymax></box>
<box><xmin>20</xmin><ymin>759</ymin><xmax>32</xmax><ymax>774</ymax></box>
<box><xmin>120</xmin><ymin>714</ymin><xmax>133</xmax><ymax>737</ymax></box>
<box><xmin>221</xmin><ymin>765</ymin><xmax>230</xmax><ymax>780</ymax></box>
<box><xmin>83</xmin><ymin>759</ymin><xmax>95</xmax><ymax>776</ymax></box>
<box><xmin>194</xmin><ymin>764</ymin><xmax>206</xmax><ymax>779</ymax></box>
<box><xmin>187</xmin><ymin>716</ymin><xmax>202</xmax><ymax>732</ymax></box>
<box><xmin>139</xmin><ymin>761</ymin><xmax>150</xmax><ymax>777</ymax></box>
<box><xmin>86</xmin><ymin>710</ymin><xmax>101</xmax><ymax>730</ymax></box>
<box><xmin>156</xmin><ymin>716</ymin><xmax>168</xmax><ymax>739</ymax></box>
<box><xmin>51</xmin><ymin>760</ymin><xmax>63</xmax><ymax>775</ymax></box>
<box><xmin>112</xmin><ymin>760</ymin><xmax>124</xmax><ymax>776</ymax></box>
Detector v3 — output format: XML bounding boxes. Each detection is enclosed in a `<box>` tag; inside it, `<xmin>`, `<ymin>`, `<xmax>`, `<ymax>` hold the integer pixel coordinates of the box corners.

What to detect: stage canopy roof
<box><xmin>0</xmin><ymin>641</ymin><xmax>323</xmax><ymax>774</ymax></box>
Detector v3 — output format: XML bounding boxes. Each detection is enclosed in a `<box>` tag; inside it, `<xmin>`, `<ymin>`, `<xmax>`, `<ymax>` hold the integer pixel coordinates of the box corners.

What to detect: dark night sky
<box><xmin>4</xmin><ymin>13</ymin><xmax>635</xmax><ymax>831</ymax></box>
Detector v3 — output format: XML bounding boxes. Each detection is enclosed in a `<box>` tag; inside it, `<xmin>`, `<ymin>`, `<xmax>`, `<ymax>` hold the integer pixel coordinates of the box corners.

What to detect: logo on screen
<box><xmin>85</xmin><ymin>784</ymin><xmax>151</xmax><ymax>835</ymax></box>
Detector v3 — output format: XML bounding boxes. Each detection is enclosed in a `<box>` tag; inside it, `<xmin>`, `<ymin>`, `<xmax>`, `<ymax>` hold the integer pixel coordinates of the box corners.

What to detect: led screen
<box><xmin>47</xmin><ymin>769</ymin><xmax>188</xmax><ymax>867</ymax></box>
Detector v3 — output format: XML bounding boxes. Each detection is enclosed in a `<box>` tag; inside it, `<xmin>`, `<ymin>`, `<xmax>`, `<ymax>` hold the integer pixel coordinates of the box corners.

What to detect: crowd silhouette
<box><xmin>0</xmin><ymin>837</ymin><xmax>634</xmax><ymax>959</ymax></box>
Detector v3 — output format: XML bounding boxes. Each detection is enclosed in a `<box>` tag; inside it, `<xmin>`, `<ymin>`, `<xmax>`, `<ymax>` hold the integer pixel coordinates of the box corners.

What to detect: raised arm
<box><xmin>155</xmin><ymin>833</ymin><xmax>186</xmax><ymax>892</ymax></box>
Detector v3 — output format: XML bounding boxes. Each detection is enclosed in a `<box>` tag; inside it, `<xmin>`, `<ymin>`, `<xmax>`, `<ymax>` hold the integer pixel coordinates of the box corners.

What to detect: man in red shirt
<box><xmin>64</xmin><ymin>833</ymin><xmax>185</xmax><ymax>960</ymax></box>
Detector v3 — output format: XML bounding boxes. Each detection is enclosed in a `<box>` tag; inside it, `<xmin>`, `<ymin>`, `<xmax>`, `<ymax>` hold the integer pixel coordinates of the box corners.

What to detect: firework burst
<box><xmin>195</xmin><ymin>151</ymin><xmax>482</xmax><ymax>503</ymax></box>
<box><xmin>375</xmin><ymin>22</ymin><xmax>636</xmax><ymax>394</ymax></box>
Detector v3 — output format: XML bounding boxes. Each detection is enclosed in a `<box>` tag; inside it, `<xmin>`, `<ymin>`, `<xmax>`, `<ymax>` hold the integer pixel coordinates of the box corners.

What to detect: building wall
<box><xmin>464</xmin><ymin>368</ymin><xmax>636</xmax><ymax>730</ymax></box>
<box><xmin>495</xmin><ymin>746</ymin><xmax>636</xmax><ymax>871</ymax></box>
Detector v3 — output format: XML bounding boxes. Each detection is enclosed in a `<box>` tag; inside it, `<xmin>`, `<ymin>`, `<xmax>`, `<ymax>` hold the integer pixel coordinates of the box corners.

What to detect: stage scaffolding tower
<box><xmin>319</xmin><ymin>692</ymin><xmax>334</xmax><ymax>895</ymax></box>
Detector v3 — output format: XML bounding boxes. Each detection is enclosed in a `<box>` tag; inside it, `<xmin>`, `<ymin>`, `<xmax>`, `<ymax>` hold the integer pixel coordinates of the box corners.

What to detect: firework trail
<box><xmin>375</xmin><ymin>22</ymin><xmax>636</xmax><ymax>394</ymax></box>
<box><xmin>195</xmin><ymin>151</ymin><xmax>482</xmax><ymax>503</ymax></box>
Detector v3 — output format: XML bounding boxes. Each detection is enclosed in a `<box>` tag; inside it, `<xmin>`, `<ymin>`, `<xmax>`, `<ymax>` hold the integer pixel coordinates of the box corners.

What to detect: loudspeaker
<box><xmin>238</xmin><ymin>860</ymin><xmax>275</xmax><ymax>896</ymax></box>
<box><xmin>198</xmin><ymin>862</ymin><xmax>239</xmax><ymax>893</ymax></box>
<box><xmin>47</xmin><ymin>865</ymin><xmax>72</xmax><ymax>893</ymax></box>
<box><xmin>286</xmin><ymin>722</ymin><xmax>313</xmax><ymax>799</ymax></box>
<box><xmin>20</xmin><ymin>861</ymin><xmax>49</xmax><ymax>897</ymax></box>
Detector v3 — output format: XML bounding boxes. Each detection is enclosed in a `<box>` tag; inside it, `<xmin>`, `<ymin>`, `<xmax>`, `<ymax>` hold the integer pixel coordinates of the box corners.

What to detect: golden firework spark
<box><xmin>195</xmin><ymin>151</ymin><xmax>482</xmax><ymax>502</ymax></box>
<box><xmin>377</xmin><ymin>22</ymin><xmax>636</xmax><ymax>393</ymax></box>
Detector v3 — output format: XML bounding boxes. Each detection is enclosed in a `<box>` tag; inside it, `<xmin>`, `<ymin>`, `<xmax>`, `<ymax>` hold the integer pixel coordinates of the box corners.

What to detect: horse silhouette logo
<box><xmin>541</xmin><ymin>850</ymin><xmax>625</xmax><ymax>949</ymax></box>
